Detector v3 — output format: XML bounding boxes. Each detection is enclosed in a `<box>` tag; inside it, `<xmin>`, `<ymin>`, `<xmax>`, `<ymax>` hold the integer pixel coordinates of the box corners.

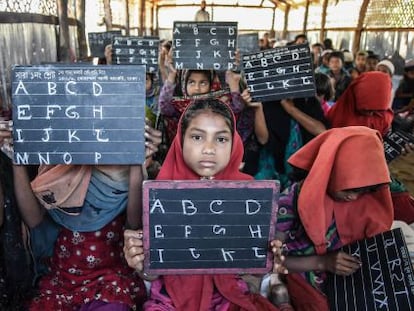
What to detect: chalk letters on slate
<box><xmin>325</xmin><ymin>228</ymin><xmax>414</xmax><ymax>311</ymax></box>
<box><xmin>12</xmin><ymin>65</ymin><xmax>146</xmax><ymax>165</ymax></box>
<box><xmin>143</xmin><ymin>180</ymin><xmax>280</xmax><ymax>275</ymax></box>
<box><xmin>113</xmin><ymin>36</ymin><xmax>159</xmax><ymax>73</ymax></box>
<box><xmin>242</xmin><ymin>44</ymin><xmax>316</xmax><ymax>102</ymax></box>
<box><xmin>172</xmin><ymin>21</ymin><xmax>238</xmax><ymax>70</ymax></box>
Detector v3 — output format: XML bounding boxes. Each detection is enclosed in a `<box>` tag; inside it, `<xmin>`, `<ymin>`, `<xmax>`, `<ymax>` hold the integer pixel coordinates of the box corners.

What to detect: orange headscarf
<box><xmin>288</xmin><ymin>126</ymin><xmax>393</xmax><ymax>255</ymax></box>
<box><xmin>327</xmin><ymin>71</ymin><xmax>394</xmax><ymax>136</ymax></box>
<box><xmin>156</xmin><ymin>100</ymin><xmax>278</xmax><ymax>311</ymax></box>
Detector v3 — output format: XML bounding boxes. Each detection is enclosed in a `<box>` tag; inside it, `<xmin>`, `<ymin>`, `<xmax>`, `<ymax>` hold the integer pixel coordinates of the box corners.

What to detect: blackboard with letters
<box><xmin>242</xmin><ymin>44</ymin><xmax>315</xmax><ymax>102</ymax></box>
<box><xmin>325</xmin><ymin>228</ymin><xmax>414</xmax><ymax>311</ymax></box>
<box><xmin>88</xmin><ymin>31</ymin><xmax>122</xmax><ymax>58</ymax></box>
<box><xmin>172</xmin><ymin>21</ymin><xmax>238</xmax><ymax>71</ymax></box>
<box><xmin>143</xmin><ymin>180</ymin><xmax>279</xmax><ymax>275</ymax></box>
<box><xmin>238</xmin><ymin>33</ymin><xmax>259</xmax><ymax>55</ymax></box>
<box><xmin>113</xmin><ymin>36</ymin><xmax>159</xmax><ymax>73</ymax></box>
<box><xmin>12</xmin><ymin>65</ymin><xmax>146</xmax><ymax>165</ymax></box>
<box><xmin>384</xmin><ymin>129</ymin><xmax>414</xmax><ymax>163</ymax></box>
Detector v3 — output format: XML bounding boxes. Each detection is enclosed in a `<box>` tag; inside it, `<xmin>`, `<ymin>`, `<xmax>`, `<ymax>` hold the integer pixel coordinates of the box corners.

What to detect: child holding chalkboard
<box><xmin>0</xmin><ymin>122</ymin><xmax>162</xmax><ymax>310</ymax></box>
<box><xmin>124</xmin><ymin>99</ymin><xmax>281</xmax><ymax>311</ymax></box>
<box><xmin>158</xmin><ymin>49</ymin><xmax>244</xmax><ymax>147</ymax></box>
<box><xmin>273</xmin><ymin>126</ymin><xmax>394</xmax><ymax>311</ymax></box>
<box><xmin>327</xmin><ymin>71</ymin><xmax>414</xmax><ymax>224</ymax></box>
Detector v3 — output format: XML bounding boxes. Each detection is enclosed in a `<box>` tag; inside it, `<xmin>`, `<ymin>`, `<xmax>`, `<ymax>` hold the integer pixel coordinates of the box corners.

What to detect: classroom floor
<box><xmin>389</xmin><ymin>151</ymin><xmax>414</xmax><ymax>194</ymax></box>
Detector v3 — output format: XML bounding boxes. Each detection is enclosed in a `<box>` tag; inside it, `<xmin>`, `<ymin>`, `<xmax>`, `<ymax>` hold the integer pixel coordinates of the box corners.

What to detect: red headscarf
<box><xmin>285</xmin><ymin>126</ymin><xmax>394</xmax><ymax>311</ymax></box>
<box><xmin>157</xmin><ymin>100</ymin><xmax>249</xmax><ymax>181</ymax></box>
<box><xmin>156</xmin><ymin>101</ymin><xmax>278</xmax><ymax>311</ymax></box>
<box><xmin>327</xmin><ymin>71</ymin><xmax>394</xmax><ymax>136</ymax></box>
<box><xmin>288</xmin><ymin>126</ymin><xmax>393</xmax><ymax>254</ymax></box>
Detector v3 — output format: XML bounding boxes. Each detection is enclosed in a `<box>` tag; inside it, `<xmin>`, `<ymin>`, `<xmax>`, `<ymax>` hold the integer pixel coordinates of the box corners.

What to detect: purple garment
<box><xmin>79</xmin><ymin>300</ymin><xmax>130</xmax><ymax>311</ymax></box>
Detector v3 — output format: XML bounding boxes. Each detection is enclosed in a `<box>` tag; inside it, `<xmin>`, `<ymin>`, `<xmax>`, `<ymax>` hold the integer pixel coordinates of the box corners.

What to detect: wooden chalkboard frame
<box><xmin>241</xmin><ymin>43</ymin><xmax>316</xmax><ymax>102</ymax></box>
<box><xmin>88</xmin><ymin>31</ymin><xmax>122</xmax><ymax>58</ymax></box>
<box><xmin>143</xmin><ymin>180</ymin><xmax>279</xmax><ymax>275</ymax></box>
<box><xmin>238</xmin><ymin>33</ymin><xmax>259</xmax><ymax>55</ymax></box>
<box><xmin>112</xmin><ymin>36</ymin><xmax>159</xmax><ymax>73</ymax></box>
<box><xmin>325</xmin><ymin>228</ymin><xmax>414</xmax><ymax>311</ymax></box>
<box><xmin>11</xmin><ymin>64</ymin><xmax>146</xmax><ymax>165</ymax></box>
<box><xmin>172</xmin><ymin>21</ymin><xmax>238</xmax><ymax>70</ymax></box>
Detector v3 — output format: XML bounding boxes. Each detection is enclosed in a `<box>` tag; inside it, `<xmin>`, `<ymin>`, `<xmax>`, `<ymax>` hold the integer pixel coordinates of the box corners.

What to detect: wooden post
<box><xmin>270</xmin><ymin>6</ymin><xmax>276</xmax><ymax>38</ymax></box>
<box><xmin>282</xmin><ymin>4</ymin><xmax>290</xmax><ymax>40</ymax></box>
<box><xmin>140</xmin><ymin>0</ymin><xmax>145</xmax><ymax>36</ymax></box>
<box><xmin>125</xmin><ymin>0</ymin><xmax>130</xmax><ymax>35</ymax></box>
<box><xmin>352</xmin><ymin>0</ymin><xmax>370</xmax><ymax>55</ymax></box>
<box><xmin>57</xmin><ymin>0</ymin><xmax>71</xmax><ymax>62</ymax></box>
<box><xmin>155</xmin><ymin>3</ymin><xmax>159</xmax><ymax>36</ymax></box>
<box><xmin>103</xmin><ymin>0</ymin><xmax>113</xmax><ymax>30</ymax></box>
<box><xmin>303</xmin><ymin>0</ymin><xmax>310</xmax><ymax>34</ymax></box>
<box><xmin>76</xmin><ymin>0</ymin><xmax>88</xmax><ymax>61</ymax></box>
<box><xmin>150</xmin><ymin>1</ymin><xmax>154</xmax><ymax>35</ymax></box>
<box><xmin>320</xmin><ymin>0</ymin><xmax>328</xmax><ymax>43</ymax></box>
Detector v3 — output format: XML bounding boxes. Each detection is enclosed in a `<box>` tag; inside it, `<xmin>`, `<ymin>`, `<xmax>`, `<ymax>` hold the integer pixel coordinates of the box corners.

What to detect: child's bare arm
<box><xmin>281</xmin><ymin>251</ymin><xmax>361</xmax><ymax>276</ymax></box>
<box><xmin>281</xmin><ymin>99</ymin><xmax>326</xmax><ymax>136</ymax></box>
<box><xmin>241</xmin><ymin>89</ymin><xmax>268</xmax><ymax>144</ymax></box>
<box><xmin>12</xmin><ymin>165</ymin><xmax>45</xmax><ymax>228</ymax></box>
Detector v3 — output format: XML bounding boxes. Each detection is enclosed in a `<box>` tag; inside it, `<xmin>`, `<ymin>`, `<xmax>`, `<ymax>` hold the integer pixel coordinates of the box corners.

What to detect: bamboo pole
<box><xmin>282</xmin><ymin>4</ymin><xmax>290</xmax><ymax>40</ymax></box>
<box><xmin>76</xmin><ymin>0</ymin><xmax>88</xmax><ymax>61</ymax></box>
<box><xmin>303</xmin><ymin>0</ymin><xmax>310</xmax><ymax>34</ymax></box>
<box><xmin>103</xmin><ymin>0</ymin><xmax>113</xmax><ymax>30</ymax></box>
<box><xmin>352</xmin><ymin>0</ymin><xmax>370</xmax><ymax>55</ymax></box>
<box><xmin>125</xmin><ymin>0</ymin><xmax>130</xmax><ymax>35</ymax></box>
<box><xmin>57</xmin><ymin>0</ymin><xmax>71</xmax><ymax>62</ymax></box>
<box><xmin>320</xmin><ymin>0</ymin><xmax>328</xmax><ymax>43</ymax></box>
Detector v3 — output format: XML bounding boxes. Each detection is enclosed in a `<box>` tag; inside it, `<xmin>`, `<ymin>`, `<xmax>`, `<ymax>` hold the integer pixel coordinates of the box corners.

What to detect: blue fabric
<box><xmin>47</xmin><ymin>168</ymin><xmax>129</xmax><ymax>232</ymax></box>
<box><xmin>255</xmin><ymin>119</ymin><xmax>303</xmax><ymax>191</ymax></box>
<box><xmin>30</xmin><ymin>215</ymin><xmax>61</xmax><ymax>281</ymax></box>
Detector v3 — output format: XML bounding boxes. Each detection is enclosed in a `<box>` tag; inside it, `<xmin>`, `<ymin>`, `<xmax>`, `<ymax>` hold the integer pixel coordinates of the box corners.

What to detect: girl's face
<box><xmin>182</xmin><ymin>110</ymin><xmax>232</xmax><ymax>178</ymax></box>
<box><xmin>186</xmin><ymin>72</ymin><xmax>211</xmax><ymax>96</ymax></box>
<box><xmin>329</xmin><ymin>185</ymin><xmax>382</xmax><ymax>202</ymax></box>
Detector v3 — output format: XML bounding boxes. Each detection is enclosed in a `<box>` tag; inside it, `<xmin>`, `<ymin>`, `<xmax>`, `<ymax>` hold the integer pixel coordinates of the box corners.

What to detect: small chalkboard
<box><xmin>88</xmin><ymin>31</ymin><xmax>122</xmax><ymax>58</ymax></box>
<box><xmin>143</xmin><ymin>180</ymin><xmax>279</xmax><ymax>275</ymax></box>
<box><xmin>112</xmin><ymin>36</ymin><xmax>159</xmax><ymax>73</ymax></box>
<box><xmin>12</xmin><ymin>65</ymin><xmax>146</xmax><ymax>165</ymax></box>
<box><xmin>325</xmin><ymin>228</ymin><xmax>414</xmax><ymax>311</ymax></box>
<box><xmin>242</xmin><ymin>44</ymin><xmax>316</xmax><ymax>102</ymax></box>
<box><xmin>384</xmin><ymin>129</ymin><xmax>414</xmax><ymax>163</ymax></box>
<box><xmin>172</xmin><ymin>21</ymin><xmax>238</xmax><ymax>70</ymax></box>
<box><xmin>238</xmin><ymin>33</ymin><xmax>259</xmax><ymax>55</ymax></box>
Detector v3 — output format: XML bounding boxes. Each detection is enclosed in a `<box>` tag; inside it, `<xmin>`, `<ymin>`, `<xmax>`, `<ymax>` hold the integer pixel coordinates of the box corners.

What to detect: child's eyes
<box><xmin>216</xmin><ymin>137</ymin><xmax>229</xmax><ymax>143</ymax></box>
<box><xmin>191</xmin><ymin>135</ymin><xmax>202</xmax><ymax>141</ymax></box>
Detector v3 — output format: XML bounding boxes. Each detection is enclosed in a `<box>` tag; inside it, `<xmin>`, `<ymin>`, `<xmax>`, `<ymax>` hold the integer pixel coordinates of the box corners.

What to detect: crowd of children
<box><xmin>1</xmin><ymin>28</ymin><xmax>414</xmax><ymax>311</ymax></box>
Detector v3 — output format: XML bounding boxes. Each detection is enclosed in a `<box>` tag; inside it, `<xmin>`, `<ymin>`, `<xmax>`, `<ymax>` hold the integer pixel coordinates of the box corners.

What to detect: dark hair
<box><xmin>328</xmin><ymin>51</ymin><xmax>344</xmax><ymax>63</ymax></box>
<box><xmin>323</xmin><ymin>38</ymin><xmax>333</xmax><ymax>50</ymax></box>
<box><xmin>315</xmin><ymin>72</ymin><xmax>334</xmax><ymax>101</ymax></box>
<box><xmin>294</xmin><ymin>34</ymin><xmax>308</xmax><ymax>43</ymax></box>
<box><xmin>344</xmin><ymin>183</ymin><xmax>386</xmax><ymax>194</ymax></box>
<box><xmin>181</xmin><ymin>98</ymin><xmax>234</xmax><ymax>142</ymax></box>
<box><xmin>367</xmin><ymin>54</ymin><xmax>380</xmax><ymax>61</ymax></box>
